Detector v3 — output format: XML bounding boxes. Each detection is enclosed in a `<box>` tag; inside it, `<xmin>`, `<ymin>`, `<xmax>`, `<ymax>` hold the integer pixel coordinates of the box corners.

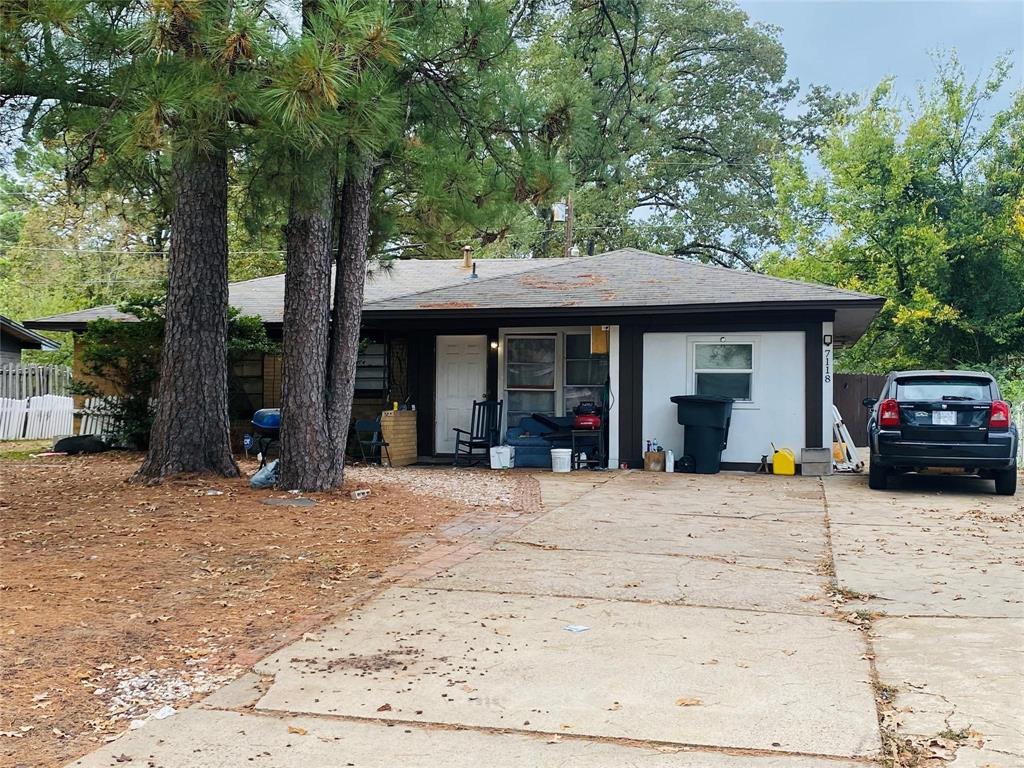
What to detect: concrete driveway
<box><xmin>71</xmin><ymin>470</ymin><xmax>1023</xmax><ymax>767</ymax></box>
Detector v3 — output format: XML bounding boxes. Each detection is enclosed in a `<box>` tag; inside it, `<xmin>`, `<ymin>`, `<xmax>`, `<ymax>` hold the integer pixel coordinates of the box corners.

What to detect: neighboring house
<box><xmin>0</xmin><ymin>315</ymin><xmax>60</xmax><ymax>364</ymax></box>
<box><xmin>25</xmin><ymin>248</ymin><xmax>883</xmax><ymax>469</ymax></box>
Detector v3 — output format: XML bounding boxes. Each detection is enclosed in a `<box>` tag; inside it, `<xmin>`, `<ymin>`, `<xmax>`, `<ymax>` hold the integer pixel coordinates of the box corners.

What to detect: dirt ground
<box><xmin>0</xmin><ymin>446</ymin><xmax>539</xmax><ymax>768</ymax></box>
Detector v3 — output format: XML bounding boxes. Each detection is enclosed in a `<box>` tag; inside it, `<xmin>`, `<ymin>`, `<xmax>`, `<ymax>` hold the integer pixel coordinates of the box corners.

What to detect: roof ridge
<box><xmin>362</xmin><ymin>255</ymin><xmax>588</xmax><ymax>307</ymax></box>
<box><xmin>226</xmin><ymin>256</ymin><xmax>575</xmax><ymax>285</ymax></box>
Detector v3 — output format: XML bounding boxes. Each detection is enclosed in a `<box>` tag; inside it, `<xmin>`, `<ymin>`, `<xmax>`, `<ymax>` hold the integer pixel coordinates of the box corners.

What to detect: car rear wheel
<box><xmin>868</xmin><ymin>459</ymin><xmax>888</xmax><ymax>490</ymax></box>
<box><xmin>994</xmin><ymin>466</ymin><xmax>1017</xmax><ymax>496</ymax></box>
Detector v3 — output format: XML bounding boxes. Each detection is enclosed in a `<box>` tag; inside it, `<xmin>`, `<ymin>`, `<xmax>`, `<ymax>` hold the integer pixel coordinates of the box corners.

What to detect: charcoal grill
<box><xmin>250</xmin><ymin>408</ymin><xmax>281</xmax><ymax>467</ymax></box>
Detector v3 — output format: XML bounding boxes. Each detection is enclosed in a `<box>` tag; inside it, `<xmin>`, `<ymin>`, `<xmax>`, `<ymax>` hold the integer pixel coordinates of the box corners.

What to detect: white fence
<box><xmin>0</xmin><ymin>364</ymin><xmax>72</xmax><ymax>399</ymax></box>
<box><xmin>79</xmin><ymin>396</ymin><xmax>124</xmax><ymax>439</ymax></box>
<box><xmin>0</xmin><ymin>395</ymin><xmax>74</xmax><ymax>440</ymax></box>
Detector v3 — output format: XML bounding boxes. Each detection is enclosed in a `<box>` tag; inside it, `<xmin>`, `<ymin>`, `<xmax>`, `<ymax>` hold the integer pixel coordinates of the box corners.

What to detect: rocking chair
<box><xmin>452</xmin><ymin>399</ymin><xmax>503</xmax><ymax>467</ymax></box>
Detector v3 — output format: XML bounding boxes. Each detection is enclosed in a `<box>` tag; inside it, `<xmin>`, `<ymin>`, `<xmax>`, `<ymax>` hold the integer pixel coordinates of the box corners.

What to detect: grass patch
<box><xmin>0</xmin><ymin>440</ymin><xmax>52</xmax><ymax>461</ymax></box>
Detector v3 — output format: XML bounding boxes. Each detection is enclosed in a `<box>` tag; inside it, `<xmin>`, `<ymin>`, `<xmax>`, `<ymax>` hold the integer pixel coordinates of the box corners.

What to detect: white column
<box><xmin>822</xmin><ymin>321</ymin><xmax>835</xmax><ymax>449</ymax></box>
<box><xmin>607</xmin><ymin>325</ymin><xmax>620</xmax><ymax>469</ymax></box>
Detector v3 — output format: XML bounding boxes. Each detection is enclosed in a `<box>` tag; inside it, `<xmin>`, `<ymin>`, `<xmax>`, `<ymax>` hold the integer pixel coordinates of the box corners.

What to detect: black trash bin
<box><xmin>669</xmin><ymin>395</ymin><xmax>735</xmax><ymax>474</ymax></box>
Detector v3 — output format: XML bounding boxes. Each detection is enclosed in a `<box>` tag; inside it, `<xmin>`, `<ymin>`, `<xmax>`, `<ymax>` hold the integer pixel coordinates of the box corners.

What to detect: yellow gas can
<box><xmin>772</xmin><ymin>448</ymin><xmax>796</xmax><ymax>475</ymax></box>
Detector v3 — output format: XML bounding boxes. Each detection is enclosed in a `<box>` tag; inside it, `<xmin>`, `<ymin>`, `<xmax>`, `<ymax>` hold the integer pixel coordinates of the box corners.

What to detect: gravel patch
<box><xmin>347</xmin><ymin>466</ymin><xmax>539</xmax><ymax>511</ymax></box>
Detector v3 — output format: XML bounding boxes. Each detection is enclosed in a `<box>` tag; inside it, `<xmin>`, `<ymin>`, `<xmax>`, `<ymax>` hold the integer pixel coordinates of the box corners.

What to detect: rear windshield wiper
<box><xmin>941</xmin><ymin>395</ymin><xmax>975</xmax><ymax>401</ymax></box>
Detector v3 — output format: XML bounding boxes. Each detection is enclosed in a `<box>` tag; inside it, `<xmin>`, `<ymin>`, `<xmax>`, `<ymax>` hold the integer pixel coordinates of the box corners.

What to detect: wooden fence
<box><xmin>0</xmin><ymin>364</ymin><xmax>72</xmax><ymax>399</ymax></box>
<box><xmin>833</xmin><ymin>373</ymin><xmax>887</xmax><ymax>447</ymax></box>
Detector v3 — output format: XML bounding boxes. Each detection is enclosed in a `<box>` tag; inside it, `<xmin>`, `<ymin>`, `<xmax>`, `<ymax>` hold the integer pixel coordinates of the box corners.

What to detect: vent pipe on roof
<box><xmin>469</xmin><ymin>262</ymin><xmax>478</xmax><ymax>279</ymax></box>
<box><xmin>462</xmin><ymin>244</ymin><xmax>473</xmax><ymax>268</ymax></box>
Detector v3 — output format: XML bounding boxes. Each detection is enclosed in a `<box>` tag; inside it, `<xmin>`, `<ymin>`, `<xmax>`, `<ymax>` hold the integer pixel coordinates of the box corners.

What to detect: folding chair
<box><xmin>355</xmin><ymin>418</ymin><xmax>391</xmax><ymax>465</ymax></box>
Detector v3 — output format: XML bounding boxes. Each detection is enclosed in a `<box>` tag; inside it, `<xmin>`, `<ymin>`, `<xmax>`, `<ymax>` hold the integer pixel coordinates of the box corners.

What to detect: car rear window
<box><xmin>895</xmin><ymin>378</ymin><xmax>992</xmax><ymax>401</ymax></box>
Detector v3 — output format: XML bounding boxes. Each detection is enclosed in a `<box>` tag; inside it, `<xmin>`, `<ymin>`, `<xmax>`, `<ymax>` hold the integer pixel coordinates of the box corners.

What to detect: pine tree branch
<box><xmin>0</xmin><ymin>75</ymin><xmax>118</xmax><ymax>110</ymax></box>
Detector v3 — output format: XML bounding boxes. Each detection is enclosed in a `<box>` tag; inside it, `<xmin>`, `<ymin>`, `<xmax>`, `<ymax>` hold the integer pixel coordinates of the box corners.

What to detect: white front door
<box><xmin>435</xmin><ymin>335</ymin><xmax>488</xmax><ymax>454</ymax></box>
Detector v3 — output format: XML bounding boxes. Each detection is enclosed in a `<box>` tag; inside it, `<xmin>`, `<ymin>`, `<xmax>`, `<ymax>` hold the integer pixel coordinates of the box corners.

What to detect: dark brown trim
<box><xmin>805</xmin><ymin>322</ymin><xmax>824</xmax><ymax>448</ymax></box>
<box><xmin>407</xmin><ymin>332</ymin><xmax>435</xmax><ymax>456</ymax></box>
<box><xmin>360</xmin><ymin>298</ymin><xmax>881</xmax><ymax>323</ymax></box>
<box><xmin>617</xmin><ymin>324</ymin><xmax>644</xmax><ymax>468</ymax></box>
<box><xmin>25</xmin><ymin>307</ymin><xmax>853</xmax><ymax>335</ymax></box>
<box><xmin>486</xmin><ymin>330</ymin><xmax>499</xmax><ymax>400</ymax></box>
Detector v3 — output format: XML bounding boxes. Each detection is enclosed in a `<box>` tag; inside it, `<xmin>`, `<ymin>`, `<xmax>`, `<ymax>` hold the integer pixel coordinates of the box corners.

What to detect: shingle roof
<box><xmin>21</xmin><ymin>306</ymin><xmax>137</xmax><ymax>328</ymax></box>
<box><xmin>24</xmin><ymin>249</ymin><xmax>882</xmax><ymax>341</ymax></box>
<box><xmin>234</xmin><ymin>257</ymin><xmax>566</xmax><ymax>324</ymax></box>
<box><xmin>24</xmin><ymin>258</ymin><xmax>564</xmax><ymax>328</ymax></box>
<box><xmin>364</xmin><ymin>248</ymin><xmax>877</xmax><ymax>312</ymax></box>
<box><xmin>0</xmin><ymin>315</ymin><xmax>61</xmax><ymax>349</ymax></box>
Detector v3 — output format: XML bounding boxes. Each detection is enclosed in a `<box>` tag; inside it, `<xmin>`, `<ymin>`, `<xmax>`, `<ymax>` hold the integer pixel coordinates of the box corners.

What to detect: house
<box><xmin>0</xmin><ymin>315</ymin><xmax>60</xmax><ymax>364</ymax></box>
<box><xmin>25</xmin><ymin>248</ymin><xmax>883</xmax><ymax>470</ymax></box>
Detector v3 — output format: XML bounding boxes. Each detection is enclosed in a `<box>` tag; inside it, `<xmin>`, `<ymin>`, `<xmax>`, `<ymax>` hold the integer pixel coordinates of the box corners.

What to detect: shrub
<box><xmin>74</xmin><ymin>295</ymin><xmax>275</xmax><ymax>449</ymax></box>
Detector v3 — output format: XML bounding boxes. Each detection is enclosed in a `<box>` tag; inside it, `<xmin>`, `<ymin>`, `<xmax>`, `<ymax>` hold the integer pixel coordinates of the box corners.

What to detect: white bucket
<box><xmin>550</xmin><ymin>448</ymin><xmax>572</xmax><ymax>473</ymax></box>
<box><xmin>490</xmin><ymin>445</ymin><xmax>514</xmax><ymax>469</ymax></box>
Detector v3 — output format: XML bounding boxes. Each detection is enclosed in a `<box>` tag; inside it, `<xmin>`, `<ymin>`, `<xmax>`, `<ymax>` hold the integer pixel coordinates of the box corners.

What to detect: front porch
<box><xmin>236</xmin><ymin>311</ymin><xmax>833</xmax><ymax>473</ymax></box>
<box><xmin>236</xmin><ymin>323</ymin><xmax>617</xmax><ymax>468</ymax></box>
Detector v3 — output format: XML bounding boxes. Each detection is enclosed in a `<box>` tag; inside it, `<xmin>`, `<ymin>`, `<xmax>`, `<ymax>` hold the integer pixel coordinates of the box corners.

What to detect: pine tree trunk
<box><xmin>327</xmin><ymin>152</ymin><xmax>377</xmax><ymax>480</ymax></box>
<box><xmin>137</xmin><ymin>148</ymin><xmax>238</xmax><ymax>481</ymax></box>
<box><xmin>277</xmin><ymin>164</ymin><xmax>338</xmax><ymax>491</ymax></box>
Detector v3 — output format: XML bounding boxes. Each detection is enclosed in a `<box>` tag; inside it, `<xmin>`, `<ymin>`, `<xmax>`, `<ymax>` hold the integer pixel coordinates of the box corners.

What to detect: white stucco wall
<box><xmin>641</xmin><ymin>331</ymin><xmax>806</xmax><ymax>465</ymax></box>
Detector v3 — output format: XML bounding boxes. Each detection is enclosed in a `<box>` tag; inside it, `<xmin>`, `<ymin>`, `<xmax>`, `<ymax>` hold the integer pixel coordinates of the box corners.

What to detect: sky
<box><xmin>737</xmin><ymin>0</ymin><xmax>1023</xmax><ymax>114</ymax></box>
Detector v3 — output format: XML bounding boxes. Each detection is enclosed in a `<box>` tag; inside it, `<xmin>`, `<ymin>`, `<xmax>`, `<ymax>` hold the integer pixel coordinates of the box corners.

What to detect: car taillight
<box><xmin>878</xmin><ymin>398</ymin><xmax>901</xmax><ymax>428</ymax></box>
<box><xmin>989</xmin><ymin>400</ymin><xmax>1010</xmax><ymax>430</ymax></box>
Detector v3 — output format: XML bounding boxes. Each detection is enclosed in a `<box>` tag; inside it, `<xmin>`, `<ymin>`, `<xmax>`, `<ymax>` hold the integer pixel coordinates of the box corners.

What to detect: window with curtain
<box><xmin>505</xmin><ymin>335</ymin><xmax>556</xmax><ymax>424</ymax></box>
<box><xmin>693</xmin><ymin>342</ymin><xmax>754</xmax><ymax>400</ymax></box>
<box><xmin>564</xmin><ymin>333</ymin><xmax>608</xmax><ymax>412</ymax></box>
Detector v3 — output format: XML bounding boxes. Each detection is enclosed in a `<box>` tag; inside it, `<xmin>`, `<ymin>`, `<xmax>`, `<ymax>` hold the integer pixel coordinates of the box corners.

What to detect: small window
<box><xmin>506</xmin><ymin>335</ymin><xmax>557</xmax><ymax>424</ymax></box>
<box><xmin>356</xmin><ymin>342</ymin><xmax>387</xmax><ymax>394</ymax></box>
<box><xmin>506</xmin><ymin>336</ymin><xmax>556</xmax><ymax>389</ymax></box>
<box><xmin>693</xmin><ymin>342</ymin><xmax>753</xmax><ymax>401</ymax></box>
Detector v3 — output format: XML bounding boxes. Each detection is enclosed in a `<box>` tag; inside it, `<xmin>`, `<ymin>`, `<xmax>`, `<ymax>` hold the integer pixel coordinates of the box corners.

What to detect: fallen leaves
<box><xmin>2</xmin><ymin>453</ymin><xmax>532</xmax><ymax>768</ymax></box>
<box><xmin>675</xmin><ymin>697</ymin><xmax>702</xmax><ymax>707</ymax></box>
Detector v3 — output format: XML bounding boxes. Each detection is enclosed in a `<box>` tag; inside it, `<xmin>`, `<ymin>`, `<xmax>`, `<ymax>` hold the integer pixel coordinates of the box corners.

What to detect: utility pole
<box><xmin>563</xmin><ymin>190</ymin><xmax>574</xmax><ymax>258</ymax></box>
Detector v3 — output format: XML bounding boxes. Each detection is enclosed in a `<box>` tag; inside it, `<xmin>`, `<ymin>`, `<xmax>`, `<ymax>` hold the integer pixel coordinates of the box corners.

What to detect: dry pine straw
<box><xmin>0</xmin><ymin>452</ymin><xmax>534</xmax><ymax>768</ymax></box>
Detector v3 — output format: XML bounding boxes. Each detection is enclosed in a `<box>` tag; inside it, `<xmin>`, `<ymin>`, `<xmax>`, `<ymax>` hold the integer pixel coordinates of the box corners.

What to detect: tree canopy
<box><xmin>766</xmin><ymin>57</ymin><xmax>1024</xmax><ymax>396</ymax></box>
<box><xmin>2</xmin><ymin>2</ymin><xmax>1020</xmax><ymax>481</ymax></box>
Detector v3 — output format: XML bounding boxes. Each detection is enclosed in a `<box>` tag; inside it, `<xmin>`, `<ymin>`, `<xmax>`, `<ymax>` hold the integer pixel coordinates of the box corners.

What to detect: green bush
<box><xmin>74</xmin><ymin>295</ymin><xmax>276</xmax><ymax>449</ymax></box>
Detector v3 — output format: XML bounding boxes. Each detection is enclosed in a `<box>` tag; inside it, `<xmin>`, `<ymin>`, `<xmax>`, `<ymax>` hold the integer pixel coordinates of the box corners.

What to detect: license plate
<box><xmin>932</xmin><ymin>410</ymin><xmax>956</xmax><ymax>425</ymax></box>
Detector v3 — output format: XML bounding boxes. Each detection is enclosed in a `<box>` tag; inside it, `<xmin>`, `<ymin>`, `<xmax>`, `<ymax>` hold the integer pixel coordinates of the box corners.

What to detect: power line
<box><xmin>3</xmin><ymin>246</ymin><xmax>285</xmax><ymax>255</ymax></box>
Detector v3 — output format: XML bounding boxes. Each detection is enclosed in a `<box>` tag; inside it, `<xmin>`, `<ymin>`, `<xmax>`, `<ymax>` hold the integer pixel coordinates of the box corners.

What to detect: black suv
<box><xmin>864</xmin><ymin>370</ymin><xmax>1018</xmax><ymax>495</ymax></box>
